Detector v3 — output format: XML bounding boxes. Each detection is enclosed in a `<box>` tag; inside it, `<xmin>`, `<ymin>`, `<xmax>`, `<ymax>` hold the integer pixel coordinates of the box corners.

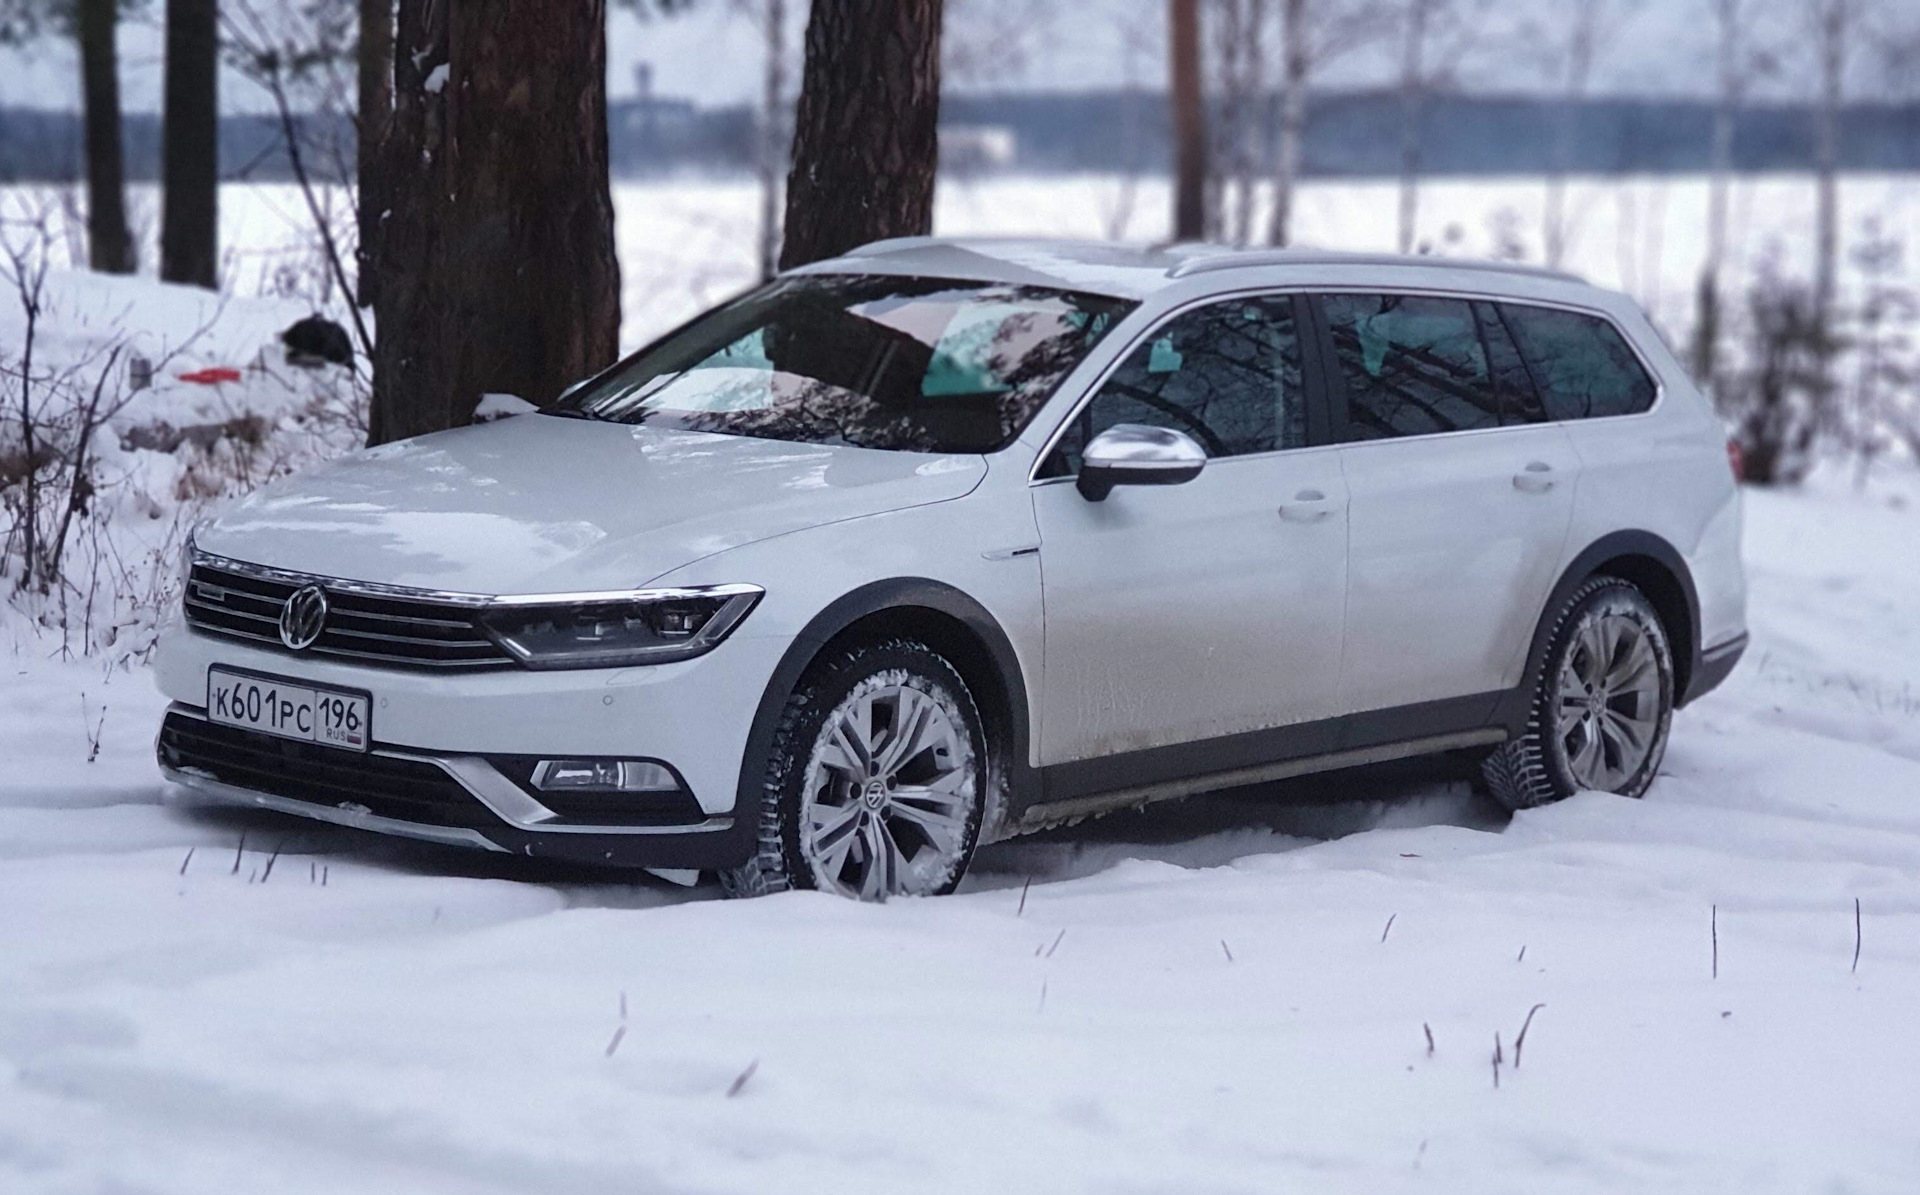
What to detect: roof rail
<box><xmin>1166</xmin><ymin>248</ymin><xmax>1584</xmax><ymax>285</ymax></box>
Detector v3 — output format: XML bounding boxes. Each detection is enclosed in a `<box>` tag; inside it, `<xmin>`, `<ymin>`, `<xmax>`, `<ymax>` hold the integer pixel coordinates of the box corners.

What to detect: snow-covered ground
<box><xmin>5</xmin><ymin>174</ymin><xmax>1920</xmax><ymax>1192</ymax></box>
<box><xmin>5</xmin><ymin>468</ymin><xmax>1920</xmax><ymax>1193</ymax></box>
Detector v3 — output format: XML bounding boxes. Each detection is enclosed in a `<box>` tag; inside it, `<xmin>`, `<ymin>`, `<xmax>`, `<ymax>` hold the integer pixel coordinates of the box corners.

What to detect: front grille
<box><xmin>158</xmin><ymin>713</ymin><xmax>500</xmax><ymax>830</ymax></box>
<box><xmin>184</xmin><ymin>561</ymin><xmax>516</xmax><ymax>671</ymax></box>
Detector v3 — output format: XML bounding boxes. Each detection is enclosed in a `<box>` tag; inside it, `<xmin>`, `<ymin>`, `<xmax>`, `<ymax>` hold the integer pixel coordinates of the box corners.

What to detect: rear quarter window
<box><xmin>1500</xmin><ymin>303</ymin><xmax>1657</xmax><ymax>421</ymax></box>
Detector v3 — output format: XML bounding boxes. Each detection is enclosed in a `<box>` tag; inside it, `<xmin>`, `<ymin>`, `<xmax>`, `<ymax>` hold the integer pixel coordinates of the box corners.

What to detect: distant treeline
<box><xmin>2</xmin><ymin>88</ymin><xmax>1917</xmax><ymax>183</ymax></box>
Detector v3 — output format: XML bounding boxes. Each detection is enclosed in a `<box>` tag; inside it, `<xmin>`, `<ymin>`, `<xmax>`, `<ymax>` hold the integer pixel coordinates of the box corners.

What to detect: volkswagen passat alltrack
<box><xmin>156</xmin><ymin>238</ymin><xmax>1747</xmax><ymax>899</ymax></box>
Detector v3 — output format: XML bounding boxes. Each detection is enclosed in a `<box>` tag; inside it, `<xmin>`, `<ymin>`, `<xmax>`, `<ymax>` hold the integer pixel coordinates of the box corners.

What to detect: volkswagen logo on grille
<box><xmin>279</xmin><ymin>585</ymin><xmax>329</xmax><ymax>651</ymax></box>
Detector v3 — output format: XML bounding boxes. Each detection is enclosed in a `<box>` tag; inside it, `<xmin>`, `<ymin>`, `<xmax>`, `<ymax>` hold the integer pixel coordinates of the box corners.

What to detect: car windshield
<box><xmin>551</xmin><ymin>274</ymin><xmax>1136</xmax><ymax>453</ymax></box>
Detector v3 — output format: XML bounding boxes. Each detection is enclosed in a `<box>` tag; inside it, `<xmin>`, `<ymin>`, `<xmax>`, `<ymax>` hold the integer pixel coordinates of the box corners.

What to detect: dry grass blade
<box><xmin>726</xmin><ymin>1059</ymin><xmax>759</xmax><ymax>1098</ymax></box>
<box><xmin>1513</xmin><ymin>1003</ymin><xmax>1546</xmax><ymax>1068</ymax></box>
<box><xmin>1853</xmin><ymin>898</ymin><xmax>1862</xmax><ymax>974</ymax></box>
<box><xmin>1381</xmin><ymin>913</ymin><xmax>1397</xmax><ymax>943</ymax></box>
<box><xmin>604</xmin><ymin>1025</ymin><xmax>627</xmax><ymax>1058</ymax></box>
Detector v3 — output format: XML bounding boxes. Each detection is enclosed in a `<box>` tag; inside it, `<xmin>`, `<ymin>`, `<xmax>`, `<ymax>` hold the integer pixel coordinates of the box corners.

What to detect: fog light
<box><xmin>532</xmin><ymin>759</ymin><xmax>679</xmax><ymax>793</ymax></box>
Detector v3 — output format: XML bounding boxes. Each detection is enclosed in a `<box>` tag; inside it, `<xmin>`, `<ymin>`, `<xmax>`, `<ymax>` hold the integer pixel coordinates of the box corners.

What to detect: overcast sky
<box><xmin>0</xmin><ymin>0</ymin><xmax>1904</xmax><ymax>116</ymax></box>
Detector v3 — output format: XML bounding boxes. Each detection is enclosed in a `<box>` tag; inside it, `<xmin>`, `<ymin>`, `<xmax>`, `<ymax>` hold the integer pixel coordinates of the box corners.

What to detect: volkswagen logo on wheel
<box><xmin>279</xmin><ymin>585</ymin><xmax>329</xmax><ymax>651</ymax></box>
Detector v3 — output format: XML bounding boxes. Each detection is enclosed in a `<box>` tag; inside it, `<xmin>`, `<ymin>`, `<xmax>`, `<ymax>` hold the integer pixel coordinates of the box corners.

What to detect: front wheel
<box><xmin>721</xmin><ymin>638</ymin><xmax>986</xmax><ymax>900</ymax></box>
<box><xmin>1482</xmin><ymin>576</ymin><xmax>1675</xmax><ymax>811</ymax></box>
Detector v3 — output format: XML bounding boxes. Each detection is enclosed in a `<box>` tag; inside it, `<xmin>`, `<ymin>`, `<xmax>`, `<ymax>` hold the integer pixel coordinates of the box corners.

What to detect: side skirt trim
<box><xmin>1019</xmin><ymin>727</ymin><xmax>1506</xmax><ymax>831</ymax></box>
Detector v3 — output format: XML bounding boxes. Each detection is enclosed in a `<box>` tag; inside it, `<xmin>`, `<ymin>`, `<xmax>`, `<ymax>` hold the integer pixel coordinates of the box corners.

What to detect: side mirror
<box><xmin>1076</xmin><ymin>423</ymin><xmax>1207</xmax><ymax>502</ymax></box>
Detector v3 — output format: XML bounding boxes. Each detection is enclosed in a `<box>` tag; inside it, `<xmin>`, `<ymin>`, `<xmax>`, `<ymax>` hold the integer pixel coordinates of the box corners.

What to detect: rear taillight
<box><xmin>1725</xmin><ymin>437</ymin><xmax>1745</xmax><ymax>483</ymax></box>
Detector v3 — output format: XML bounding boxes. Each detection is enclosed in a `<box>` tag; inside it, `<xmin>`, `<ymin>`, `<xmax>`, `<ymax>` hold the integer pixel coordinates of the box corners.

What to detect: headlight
<box><xmin>479</xmin><ymin>584</ymin><xmax>763</xmax><ymax>669</ymax></box>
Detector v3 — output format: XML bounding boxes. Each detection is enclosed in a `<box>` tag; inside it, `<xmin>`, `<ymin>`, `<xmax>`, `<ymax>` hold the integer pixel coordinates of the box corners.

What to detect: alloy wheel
<box><xmin>1554</xmin><ymin>610</ymin><xmax>1663</xmax><ymax>792</ymax></box>
<box><xmin>800</xmin><ymin>677</ymin><xmax>977</xmax><ymax>899</ymax></box>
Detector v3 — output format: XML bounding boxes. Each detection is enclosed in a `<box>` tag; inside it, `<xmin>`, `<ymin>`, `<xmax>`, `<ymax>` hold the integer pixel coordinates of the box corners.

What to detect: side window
<box><xmin>1045</xmin><ymin>296</ymin><xmax>1304</xmax><ymax>475</ymax></box>
<box><xmin>1322</xmin><ymin>293</ymin><xmax>1497</xmax><ymax>439</ymax></box>
<box><xmin>1474</xmin><ymin>301</ymin><xmax>1546</xmax><ymax>425</ymax></box>
<box><xmin>1500</xmin><ymin>303</ymin><xmax>1657</xmax><ymax>421</ymax></box>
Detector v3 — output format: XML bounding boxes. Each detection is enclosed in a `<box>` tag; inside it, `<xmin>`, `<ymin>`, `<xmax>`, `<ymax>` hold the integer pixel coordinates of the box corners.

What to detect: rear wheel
<box><xmin>721</xmin><ymin>638</ymin><xmax>986</xmax><ymax>900</ymax></box>
<box><xmin>1483</xmin><ymin>577</ymin><xmax>1674</xmax><ymax>811</ymax></box>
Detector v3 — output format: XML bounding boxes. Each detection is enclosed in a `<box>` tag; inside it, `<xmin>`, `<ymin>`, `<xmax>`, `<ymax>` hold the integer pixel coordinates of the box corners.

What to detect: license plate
<box><xmin>207</xmin><ymin>667</ymin><xmax>371</xmax><ymax>751</ymax></box>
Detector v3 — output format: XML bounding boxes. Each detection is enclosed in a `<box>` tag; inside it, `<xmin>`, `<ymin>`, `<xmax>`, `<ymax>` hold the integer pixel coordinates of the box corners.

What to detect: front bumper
<box><xmin>158</xmin><ymin>707</ymin><xmax>757</xmax><ymax>869</ymax></box>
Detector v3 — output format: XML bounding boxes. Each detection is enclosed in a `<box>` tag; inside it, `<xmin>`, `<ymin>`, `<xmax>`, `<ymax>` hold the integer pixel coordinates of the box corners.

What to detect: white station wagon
<box><xmin>157</xmin><ymin>238</ymin><xmax>1748</xmax><ymax>899</ymax></box>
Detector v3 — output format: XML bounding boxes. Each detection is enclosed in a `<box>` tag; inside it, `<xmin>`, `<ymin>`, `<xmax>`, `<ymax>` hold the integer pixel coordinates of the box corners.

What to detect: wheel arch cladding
<box><xmin>1500</xmin><ymin>531</ymin><xmax>1702</xmax><ymax>733</ymax></box>
<box><xmin>735</xmin><ymin>579</ymin><xmax>1038</xmax><ymax>843</ymax></box>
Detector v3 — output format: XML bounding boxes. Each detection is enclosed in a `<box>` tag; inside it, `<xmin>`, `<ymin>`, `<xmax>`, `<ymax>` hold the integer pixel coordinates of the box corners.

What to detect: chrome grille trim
<box><xmin>183</xmin><ymin>556</ymin><xmax>516</xmax><ymax>671</ymax></box>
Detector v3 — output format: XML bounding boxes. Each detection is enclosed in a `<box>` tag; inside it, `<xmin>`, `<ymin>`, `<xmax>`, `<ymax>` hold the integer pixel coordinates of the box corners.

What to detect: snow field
<box><xmin>2</xmin><ymin>171</ymin><xmax>1920</xmax><ymax>1192</ymax></box>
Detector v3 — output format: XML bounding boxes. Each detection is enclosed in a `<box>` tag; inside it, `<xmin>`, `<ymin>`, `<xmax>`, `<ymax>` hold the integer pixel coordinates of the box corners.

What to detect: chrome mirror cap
<box><xmin>1076</xmin><ymin>423</ymin><xmax>1208</xmax><ymax>501</ymax></box>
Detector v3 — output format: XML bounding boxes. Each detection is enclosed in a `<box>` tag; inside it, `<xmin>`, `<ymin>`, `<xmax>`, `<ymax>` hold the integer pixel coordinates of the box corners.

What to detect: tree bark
<box><xmin>369</xmin><ymin>0</ymin><xmax>621</xmax><ymax>445</ymax></box>
<box><xmin>1544</xmin><ymin>0</ymin><xmax>1601</xmax><ymax>270</ymax></box>
<box><xmin>756</xmin><ymin>0</ymin><xmax>788</xmax><ymax>281</ymax></box>
<box><xmin>1811</xmin><ymin>0</ymin><xmax>1845</xmax><ymax>323</ymax></box>
<box><xmin>1266</xmin><ymin>0</ymin><xmax>1307</xmax><ymax>247</ymax></box>
<box><xmin>77</xmin><ymin>0</ymin><xmax>134</xmax><ymax>275</ymax></box>
<box><xmin>1170</xmin><ymin>0</ymin><xmax>1206</xmax><ymax>242</ymax></box>
<box><xmin>779</xmin><ymin>0</ymin><xmax>943</xmax><ymax>270</ymax></box>
<box><xmin>1395</xmin><ymin>0</ymin><xmax>1430</xmax><ymax>255</ymax></box>
<box><xmin>160</xmin><ymin>0</ymin><xmax>218</xmax><ymax>289</ymax></box>
<box><xmin>357</xmin><ymin>0</ymin><xmax>393</xmax><ymax>308</ymax></box>
<box><xmin>1234</xmin><ymin>0</ymin><xmax>1265</xmax><ymax>247</ymax></box>
<box><xmin>1691</xmin><ymin>0</ymin><xmax>1740</xmax><ymax>386</ymax></box>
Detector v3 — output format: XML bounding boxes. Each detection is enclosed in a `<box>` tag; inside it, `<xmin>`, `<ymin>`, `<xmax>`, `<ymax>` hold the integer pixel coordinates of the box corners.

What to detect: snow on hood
<box><xmin>195</xmin><ymin>414</ymin><xmax>986</xmax><ymax>594</ymax></box>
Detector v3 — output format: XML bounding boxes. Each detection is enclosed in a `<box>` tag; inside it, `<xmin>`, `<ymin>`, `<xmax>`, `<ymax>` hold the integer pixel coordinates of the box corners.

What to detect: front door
<box><xmin>1031</xmin><ymin>295</ymin><xmax>1349</xmax><ymax>768</ymax></box>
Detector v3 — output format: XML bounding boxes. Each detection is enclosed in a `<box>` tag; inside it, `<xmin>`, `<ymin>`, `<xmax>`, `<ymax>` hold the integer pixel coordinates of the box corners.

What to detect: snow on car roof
<box><xmin>789</xmin><ymin>236</ymin><xmax>1592</xmax><ymax>301</ymax></box>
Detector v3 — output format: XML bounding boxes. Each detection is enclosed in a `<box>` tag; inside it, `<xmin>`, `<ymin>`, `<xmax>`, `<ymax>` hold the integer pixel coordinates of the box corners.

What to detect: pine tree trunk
<box><xmin>368</xmin><ymin>0</ymin><xmax>621</xmax><ymax>445</ymax></box>
<box><xmin>160</xmin><ymin>0</ymin><xmax>218</xmax><ymax>288</ymax></box>
<box><xmin>756</xmin><ymin>0</ymin><xmax>788</xmax><ymax>281</ymax></box>
<box><xmin>357</xmin><ymin>0</ymin><xmax>394</xmax><ymax>308</ymax></box>
<box><xmin>1395</xmin><ymin>0</ymin><xmax>1430</xmax><ymax>255</ymax></box>
<box><xmin>1811</xmin><ymin>0</ymin><xmax>1844</xmax><ymax>322</ymax></box>
<box><xmin>1691</xmin><ymin>0</ymin><xmax>1739</xmax><ymax>386</ymax></box>
<box><xmin>779</xmin><ymin>0</ymin><xmax>943</xmax><ymax>270</ymax></box>
<box><xmin>1170</xmin><ymin>0</ymin><xmax>1206</xmax><ymax>242</ymax></box>
<box><xmin>1266</xmin><ymin>0</ymin><xmax>1307</xmax><ymax>248</ymax></box>
<box><xmin>77</xmin><ymin>0</ymin><xmax>133</xmax><ymax>275</ymax></box>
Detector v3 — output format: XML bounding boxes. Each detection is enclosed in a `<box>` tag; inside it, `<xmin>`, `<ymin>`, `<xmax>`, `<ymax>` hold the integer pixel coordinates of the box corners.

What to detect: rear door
<box><xmin>1316</xmin><ymin>292</ymin><xmax>1578</xmax><ymax>721</ymax></box>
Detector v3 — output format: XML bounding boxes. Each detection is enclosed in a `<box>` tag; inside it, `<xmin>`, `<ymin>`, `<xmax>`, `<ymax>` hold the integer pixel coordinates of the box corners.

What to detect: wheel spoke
<box><xmin>873</xmin><ymin>689</ymin><xmax>935</xmax><ymax>778</ymax></box>
<box><xmin>1605</xmin><ymin>631</ymin><xmax>1657</xmax><ymax>694</ymax></box>
<box><xmin>887</xmin><ymin>788</ymin><xmax>968</xmax><ymax>856</ymax></box>
<box><xmin>1557</xmin><ymin>670</ymin><xmax>1589</xmax><ymax>713</ymax></box>
<box><xmin>819</xmin><ymin>721</ymin><xmax>869</xmax><ymax>777</ymax></box>
<box><xmin>856</xmin><ymin>817</ymin><xmax>899</xmax><ymax>900</ymax></box>
<box><xmin>811</xmin><ymin>804</ymin><xmax>862</xmax><ymax>879</ymax></box>
<box><xmin>1604</xmin><ymin>707</ymin><xmax>1655</xmax><ymax>761</ymax></box>
<box><xmin>1566</xmin><ymin>719</ymin><xmax>1602</xmax><ymax>786</ymax></box>
<box><xmin>1575</xmin><ymin>620</ymin><xmax>1608</xmax><ymax>686</ymax></box>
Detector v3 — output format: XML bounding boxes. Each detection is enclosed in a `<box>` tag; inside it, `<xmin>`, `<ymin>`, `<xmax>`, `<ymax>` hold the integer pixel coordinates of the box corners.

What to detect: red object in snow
<box><xmin>178</xmin><ymin>367</ymin><xmax>243</xmax><ymax>385</ymax></box>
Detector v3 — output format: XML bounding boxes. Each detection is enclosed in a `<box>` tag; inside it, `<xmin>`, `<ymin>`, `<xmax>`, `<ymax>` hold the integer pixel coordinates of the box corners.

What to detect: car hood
<box><xmin>196</xmin><ymin>414</ymin><xmax>987</xmax><ymax>594</ymax></box>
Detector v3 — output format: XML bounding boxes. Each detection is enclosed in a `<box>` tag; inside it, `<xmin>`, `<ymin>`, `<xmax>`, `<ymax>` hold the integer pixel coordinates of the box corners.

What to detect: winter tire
<box><xmin>1482</xmin><ymin>576</ymin><xmax>1675</xmax><ymax>811</ymax></box>
<box><xmin>720</xmin><ymin>638</ymin><xmax>987</xmax><ymax>900</ymax></box>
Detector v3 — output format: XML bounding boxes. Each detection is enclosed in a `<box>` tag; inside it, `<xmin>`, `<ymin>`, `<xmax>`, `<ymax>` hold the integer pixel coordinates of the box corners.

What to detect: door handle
<box><xmin>1512</xmin><ymin>462</ymin><xmax>1556</xmax><ymax>494</ymax></box>
<box><xmin>1279</xmin><ymin>489</ymin><xmax>1333</xmax><ymax>523</ymax></box>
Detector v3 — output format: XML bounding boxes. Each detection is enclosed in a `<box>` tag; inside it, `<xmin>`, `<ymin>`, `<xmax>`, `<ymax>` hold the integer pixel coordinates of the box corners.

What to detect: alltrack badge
<box><xmin>279</xmin><ymin>584</ymin><xmax>329</xmax><ymax>650</ymax></box>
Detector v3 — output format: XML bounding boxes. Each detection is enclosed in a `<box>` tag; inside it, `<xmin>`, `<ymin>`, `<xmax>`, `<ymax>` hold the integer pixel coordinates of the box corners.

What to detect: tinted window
<box><xmin>556</xmin><ymin>275</ymin><xmax>1135</xmax><ymax>453</ymax></box>
<box><xmin>1323</xmin><ymin>294</ymin><xmax>1497</xmax><ymax>439</ymax></box>
<box><xmin>1500</xmin><ymin>303</ymin><xmax>1657</xmax><ymax>421</ymax></box>
<box><xmin>1474</xmin><ymin>301</ymin><xmax>1547</xmax><ymax>425</ymax></box>
<box><xmin>1046</xmin><ymin>296</ymin><xmax>1304</xmax><ymax>475</ymax></box>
